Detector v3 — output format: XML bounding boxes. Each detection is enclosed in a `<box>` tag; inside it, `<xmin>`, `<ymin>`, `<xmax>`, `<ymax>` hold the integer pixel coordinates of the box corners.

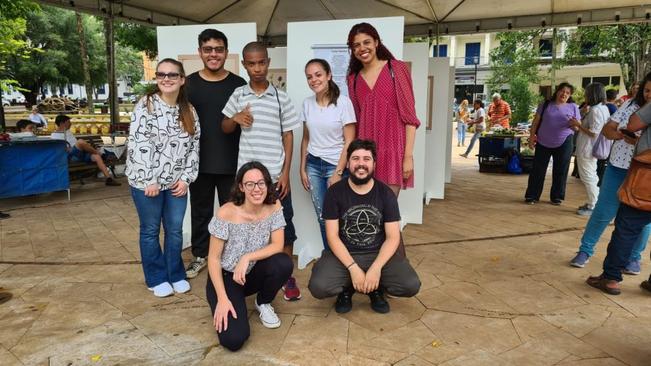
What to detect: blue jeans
<box><xmin>579</xmin><ymin>164</ymin><xmax>650</xmax><ymax>261</ymax></box>
<box><xmin>131</xmin><ymin>187</ymin><xmax>187</xmax><ymax>287</ymax></box>
<box><xmin>463</xmin><ymin>131</ymin><xmax>481</xmax><ymax>155</ymax></box>
<box><xmin>306</xmin><ymin>154</ymin><xmax>337</xmax><ymax>249</ymax></box>
<box><xmin>457</xmin><ymin>123</ymin><xmax>466</xmax><ymax>145</ymax></box>
<box><xmin>602</xmin><ymin>204</ymin><xmax>651</xmax><ymax>282</ymax></box>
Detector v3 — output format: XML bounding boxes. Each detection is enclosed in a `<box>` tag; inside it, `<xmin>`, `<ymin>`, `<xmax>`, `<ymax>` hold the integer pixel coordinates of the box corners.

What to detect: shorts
<box><xmin>69</xmin><ymin>146</ymin><xmax>93</xmax><ymax>163</ymax></box>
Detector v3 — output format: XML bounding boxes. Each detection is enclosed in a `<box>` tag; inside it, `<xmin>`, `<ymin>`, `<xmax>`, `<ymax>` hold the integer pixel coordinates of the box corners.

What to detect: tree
<box><xmin>0</xmin><ymin>0</ymin><xmax>38</xmax><ymax>90</ymax></box>
<box><xmin>487</xmin><ymin>30</ymin><xmax>546</xmax><ymax>124</ymax></box>
<box><xmin>564</xmin><ymin>24</ymin><xmax>651</xmax><ymax>86</ymax></box>
<box><xmin>76</xmin><ymin>12</ymin><xmax>94</xmax><ymax>113</ymax></box>
<box><xmin>115</xmin><ymin>22</ymin><xmax>158</xmax><ymax>59</ymax></box>
<box><xmin>116</xmin><ymin>43</ymin><xmax>144</xmax><ymax>89</ymax></box>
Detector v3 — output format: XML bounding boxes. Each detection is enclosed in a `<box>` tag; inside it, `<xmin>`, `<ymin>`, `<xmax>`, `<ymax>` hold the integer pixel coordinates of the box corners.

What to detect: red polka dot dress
<box><xmin>347</xmin><ymin>59</ymin><xmax>421</xmax><ymax>188</ymax></box>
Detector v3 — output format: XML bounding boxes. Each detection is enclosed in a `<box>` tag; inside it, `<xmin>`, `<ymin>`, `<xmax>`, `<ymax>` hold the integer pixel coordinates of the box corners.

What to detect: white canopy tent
<box><xmin>43</xmin><ymin>0</ymin><xmax>650</xmax><ymax>43</ymax></box>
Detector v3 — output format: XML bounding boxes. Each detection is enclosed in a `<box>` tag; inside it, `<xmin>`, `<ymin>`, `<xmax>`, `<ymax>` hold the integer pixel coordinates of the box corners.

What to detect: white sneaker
<box><xmin>186</xmin><ymin>257</ymin><xmax>207</xmax><ymax>279</ymax></box>
<box><xmin>172</xmin><ymin>280</ymin><xmax>191</xmax><ymax>294</ymax></box>
<box><xmin>148</xmin><ymin>282</ymin><xmax>174</xmax><ymax>297</ymax></box>
<box><xmin>255</xmin><ymin>300</ymin><xmax>281</xmax><ymax>329</ymax></box>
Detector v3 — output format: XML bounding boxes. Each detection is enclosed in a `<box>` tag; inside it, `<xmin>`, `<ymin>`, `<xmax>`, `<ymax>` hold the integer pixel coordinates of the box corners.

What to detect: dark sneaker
<box><xmin>570</xmin><ymin>252</ymin><xmax>590</xmax><ymax>268</ymax></box>
<box><xmin>640</xmin><ymin>280</ymin><xmax>651</xmax><ymax>294</ymax></box>
<box><xmin>524</xmin><ymin>198</ymin><xmax>536</xmax><ymax>205</ymax></box>
<box><xmin>623</xmin><ymin>260</ymin><xmax>641</xmax><ymax>275</ymax></box>
<box><xmin>586</xmin><ymin>275</ymin><xmax>621</xmax><ymax>295</ymax></box>
<box><xmin>282</xmin><ymin>277</ymin><xmax>302</xmax><ymax>301</ymax></box>
<box><xmin>0</xmin><ymin>211</ymin><xmax>10</xmax><ymax>220</ymax></box>
<box><xmin>550</xmin><ymin>199</ymin><xmax>562</xmax><ymax>206</ymax></box>
<box><xmin>185</xmin><ymin>257</ymin><xmax>207</xmax><ymax>279</ymax></box>
<box><xmin>335</xmin><ymin>289</ymin><xmax>353</xmax><ymax>314</ymax></box>
<box><xmin>368</xmin><ymin>290</ymin><xmax>390</xmax><ymax>314</ymax></box>
<box><xmin>105</xmin><ymin>177</ymin><xmax>122</xmax><ymax>186</ymax></box>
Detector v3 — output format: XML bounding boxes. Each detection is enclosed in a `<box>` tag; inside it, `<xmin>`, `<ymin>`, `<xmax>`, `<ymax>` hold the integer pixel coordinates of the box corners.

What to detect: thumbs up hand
<box><xmin>233</xmin><ymin>104</ymin><xmax>254</xmax><ymax>128</ymax></box>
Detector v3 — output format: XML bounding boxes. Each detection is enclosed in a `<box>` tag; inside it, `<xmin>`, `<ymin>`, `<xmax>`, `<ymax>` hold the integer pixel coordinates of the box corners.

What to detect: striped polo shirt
<box><xmin>222</xmin><ymin>83</ymin><xmax>300</xmax><ymax>181</ymax></box>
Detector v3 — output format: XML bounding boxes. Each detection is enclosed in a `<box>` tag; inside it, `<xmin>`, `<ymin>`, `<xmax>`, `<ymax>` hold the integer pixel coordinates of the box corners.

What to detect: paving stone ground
<box><xmin>1</xmin><ymin>143</ymin><xmax>650</xmax><ymax>365</ymax></box>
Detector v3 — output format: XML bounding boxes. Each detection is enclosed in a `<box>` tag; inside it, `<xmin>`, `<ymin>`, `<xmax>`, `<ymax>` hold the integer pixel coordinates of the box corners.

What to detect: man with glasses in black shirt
<box><xmin>185</xmin><ymin>29</ymin><xmax>247</xmax><ymax>279</ymax></box>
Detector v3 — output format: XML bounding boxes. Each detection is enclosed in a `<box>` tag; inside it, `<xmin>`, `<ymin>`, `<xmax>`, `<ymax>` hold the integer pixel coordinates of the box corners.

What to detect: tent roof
<box><xmin>42</xmin><ymin>0</ymin><xmax>650</xmax><ymax>42</ymax></box>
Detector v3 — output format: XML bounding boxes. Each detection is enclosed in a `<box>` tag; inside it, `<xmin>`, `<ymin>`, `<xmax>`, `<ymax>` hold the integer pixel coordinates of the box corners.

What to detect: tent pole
<box><xmin>106</xmin><ymin>2</ymin><xmax>118</xmax><ymax>143</ymax></box>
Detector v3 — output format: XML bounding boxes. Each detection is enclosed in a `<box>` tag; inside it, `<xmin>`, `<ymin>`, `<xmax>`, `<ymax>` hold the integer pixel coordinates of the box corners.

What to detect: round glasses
<box><xmin>243</xmin><ymin>180</ymin><xmax>267</xmax><ymax>191</ymax></box>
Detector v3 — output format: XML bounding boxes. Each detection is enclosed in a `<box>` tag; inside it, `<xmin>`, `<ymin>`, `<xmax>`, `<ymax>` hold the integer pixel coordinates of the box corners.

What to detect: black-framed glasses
<box><xmin>201</xmin><ymin>46</ymin><xmax>226</xmax><ymax>54</ymax></box>
<box><xmin>155</xmin><ymin>72</ymin><xmax>181</xmax><ymax>80</ymax></box>
<box><xmin>243</xmin><ymin>180</ymin><xmax>267</xmax><ymax>191</ymax></box>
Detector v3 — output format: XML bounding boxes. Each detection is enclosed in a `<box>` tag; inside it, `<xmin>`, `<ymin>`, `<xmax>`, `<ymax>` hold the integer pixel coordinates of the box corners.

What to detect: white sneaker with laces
<box><xmin>255</xmin><ymin>300</ymin><xmax>281</xmax><ymax>329</ymax></box>
<box><xmin>186</xmin><ymin>257</ymin><xmax>207</xmax><ymax>279</ymax></box>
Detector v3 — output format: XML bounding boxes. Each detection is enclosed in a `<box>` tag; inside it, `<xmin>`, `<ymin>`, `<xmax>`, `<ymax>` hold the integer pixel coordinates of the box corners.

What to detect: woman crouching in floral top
<box><xmin>126</xmin><ymin>58</ymin><xmax>200</xmax><ymax>298</ymax></box>
<box><xmin>206</xmin><ymin>161</ymin><xmax>292</xmax><ymax>351</ymax></box>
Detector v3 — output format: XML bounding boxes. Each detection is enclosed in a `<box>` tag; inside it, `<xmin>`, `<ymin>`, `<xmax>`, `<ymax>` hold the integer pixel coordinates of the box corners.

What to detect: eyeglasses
<box><xmin>243</xmin><ymin>180</ymin><xmax>267</xmax><ymax>191</ymax></box>
<box><xmin>155</xmin><ymin>72</ymin><xmax>181</xmax><ymax>80</ymax></box>
<box><xmin>201</xmin><ymin>46</ymin><xmax>226</xmax><ymax>54</ymax></box>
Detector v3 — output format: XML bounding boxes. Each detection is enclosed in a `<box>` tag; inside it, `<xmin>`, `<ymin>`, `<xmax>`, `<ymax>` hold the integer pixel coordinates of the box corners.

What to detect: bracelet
<box><xmin>346</xmin><ymin>261</ymin><xmax>356</xmax><ymax>269</ymax></box>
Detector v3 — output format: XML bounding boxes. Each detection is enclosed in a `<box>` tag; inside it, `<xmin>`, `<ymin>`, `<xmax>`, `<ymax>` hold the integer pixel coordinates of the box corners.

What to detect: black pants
<box><xmin>206</xmin><ymin>253</ymin><xmax>293</xmax><ymax>351</ymax></box>
<box><xmin>190</xmin><ymin>173</ymin><xmax>234</xmax><ymax>258</ymax></box>
<box><xmin>602</xmin><ymin>204</ymin><xmax>651</xmax><ymax>282</ymax></box>
<box><xmin>308</xmin><ymin>250</ymin><xmax>421</xmax><ymax>299</ymax></box>
<box><xmin>525</xmin><ymin>136</ymin><xmax>573</xmax><ymax>202</ymax></box>
<box><xmin>276</xmin><ymin>188</ymin><xmax>297</xmax><ymax>246</ymax></box>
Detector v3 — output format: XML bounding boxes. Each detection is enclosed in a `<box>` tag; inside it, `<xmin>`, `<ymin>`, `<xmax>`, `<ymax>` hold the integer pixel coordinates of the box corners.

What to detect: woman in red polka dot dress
<box><xmin>346</xmin><ymin>22</ymin><xmax>421</xmax><ymax>196</ymax></box>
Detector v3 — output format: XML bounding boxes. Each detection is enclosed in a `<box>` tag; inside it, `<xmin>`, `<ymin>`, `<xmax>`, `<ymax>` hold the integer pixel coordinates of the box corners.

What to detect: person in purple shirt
<box><xmin>525</xmin><ymin>82</ymin><xmax>581</xmax><ymax>205</ymax></box>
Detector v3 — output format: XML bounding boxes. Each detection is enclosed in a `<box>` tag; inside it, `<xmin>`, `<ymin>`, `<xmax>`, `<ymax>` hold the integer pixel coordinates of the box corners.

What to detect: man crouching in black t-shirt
<box><xmin>308</xmin><ymin>139</ymin><xmax>421</xmax><ymax>314</ymax></box>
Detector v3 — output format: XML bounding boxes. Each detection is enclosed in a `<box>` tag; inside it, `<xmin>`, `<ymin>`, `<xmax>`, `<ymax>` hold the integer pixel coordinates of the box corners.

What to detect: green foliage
<box><xmin>132</xmin><ymin>82</ymin><xmax>156</xmax><ymax>98</ymax></box>
<box><xmin>115</xmin><ymin>22</ymin><xmax>158</xmax><ymax>59</ymax></box>
<box><xmin>487</xmin><ymin>30</ymin><xmax>546</xmax><ymax>124</ymax></box>
<box><xmin>116</xmin><ymin>43</ymin><xmax>144</xmax><ymax>87</ymax></box>
<box><xmin>564</xmin><ymin>24</ymin><xmax>651</xmax><ymax>85</ymax></box>
<box><xmin>0</xmin><ymin>0</ymin><xmax>38</xmax><ymax>90</ymax></box>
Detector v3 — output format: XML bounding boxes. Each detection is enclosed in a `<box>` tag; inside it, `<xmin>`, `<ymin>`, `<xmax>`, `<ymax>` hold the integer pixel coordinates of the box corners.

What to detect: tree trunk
<box><xmin>76</xmin><ymin>12</ymin><xmax>94</xmax><ymax>114</ymax></box>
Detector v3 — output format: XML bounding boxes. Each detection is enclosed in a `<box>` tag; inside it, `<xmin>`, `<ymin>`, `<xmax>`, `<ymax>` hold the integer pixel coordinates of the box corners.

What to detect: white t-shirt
<box><xmin>472</xmin><ymin>107</ymin><xmax>486</xmax><ymax>131</ymax></box>
<box><xmin>51</xmin><ymin>130</ymin><xmax>78</xmax><ymax>150</ymax></box>
<box><xmin>300</xmin><ymin>95</ymin><xmax>356</xmax><ymax>166</ymax></box>
<box><xmin>608</xmin><ymin>100</ymin><xmax>641</xmax><ymax>169</ymax></box>
<box><xmin>575</xmin><ymin>104</ymin><xmax>609</xmax><ymax>159</ymax></box>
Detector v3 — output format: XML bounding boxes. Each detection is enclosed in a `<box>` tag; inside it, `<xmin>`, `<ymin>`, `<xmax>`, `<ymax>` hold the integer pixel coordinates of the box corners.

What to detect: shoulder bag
<box><xmin>618</xmin><ymin>148</ymin><xmax>651</xmax><ymax>211</ymax></box>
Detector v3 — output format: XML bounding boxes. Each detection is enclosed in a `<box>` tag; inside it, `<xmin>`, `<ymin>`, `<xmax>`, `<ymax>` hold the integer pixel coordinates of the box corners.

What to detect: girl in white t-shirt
<box><xmin>300</xmin><ymin>59</ymin><xmax>356</xmax><ymax>249</ymax></box>
<box><xmin>460</xmin><ymin>99</ymin><xmax>486</xmax><ymax>158</ymax></box>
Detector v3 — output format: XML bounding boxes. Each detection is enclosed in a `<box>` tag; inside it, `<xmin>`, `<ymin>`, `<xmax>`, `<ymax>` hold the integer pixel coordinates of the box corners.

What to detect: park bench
<box><xmin>68</xmin><ymin>135</ymin><xmax>121</xmax><ymax>184</ymax></box>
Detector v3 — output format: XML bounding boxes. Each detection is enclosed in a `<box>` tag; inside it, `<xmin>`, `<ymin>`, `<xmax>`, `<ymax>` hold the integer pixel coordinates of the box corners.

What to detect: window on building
<box><xmin>582</xmin><ymin>77</ymin><xmax>592</xmax><ymax>88</ymax></box>
<box><xmin>433</xmin><ymin>44</ymin><xmax>448</xmax><ymax>57</ymax></box>
<box><xmin>611</xmin><ymin>76</ymin><xmax>621</xmax><ymax>87</ymax></box>
<box><xmin>581</xmin><ymin>41</ymin><xmax>596</xmax><ymax>56</ymax></box>
<box><xmin>97</xmin><ymin>85</ymin><xmax>106</xmax><ymax>94</ymax></box>
<box><xmin>464</xmin><ymin>42</ymin><xmax>481</xmax><ymax>65</ymax></box>
<box><xmin>539</xmin><ymin>39</ymin><xmax>553</xmax><ymax>57</ymax></box>
<box><xmin>67</xmin><ymin>84</ymin><xmax>73</xmax><ymax>94</ymax></box>
<box><xmin>593</xmin><ymin>76</ymin><xmax>610</xmax><ymax>86</ymax></box>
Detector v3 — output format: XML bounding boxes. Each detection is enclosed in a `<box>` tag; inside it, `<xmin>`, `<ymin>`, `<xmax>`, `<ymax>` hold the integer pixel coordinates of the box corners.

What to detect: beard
<box><xmin>349</xmin><ymin>167</ymin><xmax>373</xmax><ymax>185</ymax></box>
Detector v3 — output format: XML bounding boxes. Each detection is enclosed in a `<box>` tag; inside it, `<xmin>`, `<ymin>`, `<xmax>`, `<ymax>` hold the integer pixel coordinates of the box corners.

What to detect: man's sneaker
<box><xmin>640</xmin><ymin>280</ymin><xmax>651</xmax><ymax>294</ymax></box>
<box><xmin>368</xmin><ymin>290</ymin><xmax>390</xmax><ymax>314</ymax></box>
<box><xmin>186</xmin><ymin>257</ymin><xmax>207</xmax><ymax>279</ymax></box>
<box><xmin>105</xmin><ymin>177</ymin><xmax>122</xmax><ymax>186</ymax></box>
<box><xmin>524</xmin><ymin>198</ymin><xmax>536</xmax><ymax>205</ymax></box>
<box><xmin>0</xmin><ymin>211</ymin><xmax>10</xmax><ymax>220</ymax></box>
<box><xmin>577</xmin><ymin>205</ymin><xmax>593</xmax><ymax>216</ymax></box>
<box><xmin>172</xmin><ymin>279</ymin><xmax>191</xmax><ymax>293</ymax></box>
<box><xmin>550</xmin><ymin>199</ymin><xmax>562</xmax><ymax>206</ymax></box>
<box><xmin>148</xmin><ymin>282</ymin><xmax>174</xmax><ymax>297</ymax></box>
<box><xmin>334</xmin><ymin>289</ymin><xmax>353</xmax><ymax>314</ymax></box>
<box><xmin>570</xmin><ymin>252</ymin><xmax>590</xmax><ymax>268</ymax></box>
<box><xmin>282</xmin><ymin>277</ymin><xmax>301</xmax><ymax>301</ymax></box>
<box><xmin>623</xmin><ymin>260</ymin><xmax>641</xmax><ymax>275</ymax></box>
<box><xmin>459</xmin><ymin>153</ymin><xmax>468</xmax><ymax>158</ymax></box>
<box><xmin>255</xmin><ymin>300</ymin><xmax>281</xmax><ymax>328</ymax></box>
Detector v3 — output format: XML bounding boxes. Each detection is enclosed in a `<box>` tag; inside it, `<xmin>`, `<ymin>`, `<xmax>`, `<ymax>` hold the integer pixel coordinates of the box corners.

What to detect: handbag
<box><xmin>592</xmin><ymin>132</ymin><xmax>613</xmax><ymax>160</ymax></box>
<box><xmin>618</xmin><ymin>149</ymin><xmax>651</xmax><ymax>211</ymax></box>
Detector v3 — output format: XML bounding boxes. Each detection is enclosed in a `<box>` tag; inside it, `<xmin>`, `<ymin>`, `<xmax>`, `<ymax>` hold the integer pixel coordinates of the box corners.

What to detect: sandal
<box><xmin>641</xmin><ymin>280</ymin><xmax>651</xmax><ymax>294</ymax></box>
<box><xmin>586</xmin><ymin>275</ymin><xmax>621</xmax><ymax>295</ymax></box>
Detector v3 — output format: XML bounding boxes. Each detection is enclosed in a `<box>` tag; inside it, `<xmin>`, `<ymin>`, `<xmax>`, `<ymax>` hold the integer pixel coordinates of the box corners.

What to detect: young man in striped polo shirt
<box><xmin>222</xmin><ymin>41</ymin><xmax>303</xmax><ymax>301</ymax></box>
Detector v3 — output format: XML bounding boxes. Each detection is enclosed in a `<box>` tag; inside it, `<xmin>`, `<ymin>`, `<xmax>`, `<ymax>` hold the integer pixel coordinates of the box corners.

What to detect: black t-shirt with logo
<box><xmin>322</xmin><ymin>178</ymin><xmax>401</xmax><ymax>253</ymax></box>
<box><xmin>186</xmin><ymin>71</ymin><xmax>246</xmax><ymax>175</ymax></box>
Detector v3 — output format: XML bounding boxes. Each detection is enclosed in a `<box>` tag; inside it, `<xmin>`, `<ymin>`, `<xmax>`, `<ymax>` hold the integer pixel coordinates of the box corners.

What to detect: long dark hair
<box><xmin>551</xmin><ymin>82</ymin><xmax>575</xmax><ymax>104</ymax></box>
<box><xmin>305</xmin><ymin>58</ymin><xmax>340</xmax><ymax>106</ymax></box>
<box><xmin>229</xmin><ymin>161</ymin><xmax>276</xmax><ymax>206</ymax></box>
<box><xmin>346</xmin><ymin>22</ymin><xmax>395</xmax><ymax>76</ymax></box>
<box><xmin>633</xmin><ymin>72</ymin><xmax>651</xmax><ymax>107</ymax></box>
<box><xmin>146</xmin><ymin>58</ymin><xmax>195</xmax><ymax>135</ymax></box>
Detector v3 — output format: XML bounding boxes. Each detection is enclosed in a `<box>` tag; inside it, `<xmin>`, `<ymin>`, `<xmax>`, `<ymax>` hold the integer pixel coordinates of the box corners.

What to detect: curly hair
<box><xmin>229</xmin><ymin>161</ymin><xmax>276</xmax><ymax>206</ymax></box>
<box><xmin>346</xmin><ymin>22</ymin><xmax>395</xmax><ymax>76</ymax></box>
